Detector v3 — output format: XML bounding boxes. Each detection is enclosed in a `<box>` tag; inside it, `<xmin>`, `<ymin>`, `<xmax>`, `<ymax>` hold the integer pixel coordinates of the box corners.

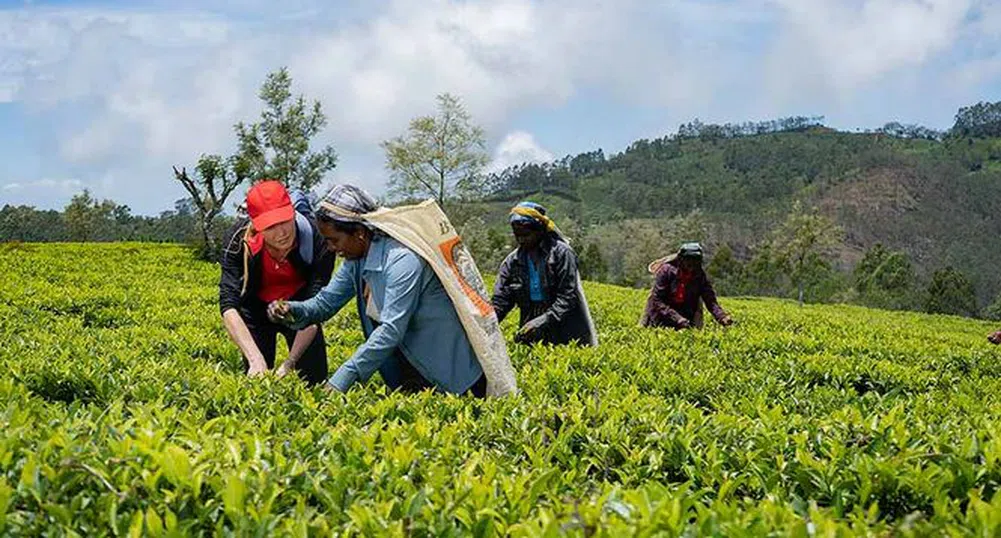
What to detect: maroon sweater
<box><xmin>642</xmin><ymin>261</ymin><xmax>727</xmax><ymax>328</ymax></box>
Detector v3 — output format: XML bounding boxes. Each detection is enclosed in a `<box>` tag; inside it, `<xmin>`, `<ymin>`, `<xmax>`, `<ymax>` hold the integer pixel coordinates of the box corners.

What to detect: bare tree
<box><xmin>172</xmin><ymin>155</ymin><xmax>247</xmax><ymax>258</ymax></box>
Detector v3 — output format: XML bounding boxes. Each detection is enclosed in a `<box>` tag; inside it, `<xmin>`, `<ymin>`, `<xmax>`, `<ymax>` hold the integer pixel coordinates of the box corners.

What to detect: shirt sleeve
<box><xmin>328</xmin><ymin>250</ymin><xmax>425</xmax><ymax>392</ymax></box>
<box><xmin>540</xmin><ymin>245</ymin><xmax>581</xmax><ymax>325</ymax></box>
<box><xmin>700</xmin><ymin>273</ymin><xmax>728</xmax><ymax>322</ymax></box>
<box><xmin>490</xmin><ymin>253</ymin><xmax>517</xmax><ymax>323</ymax></box>
<box><xmin>218</xmin><ymin>222</ymin><xmax>247</xmax><ymax>315</ymax></box>
<box><xmin>285</xmin><ymin>261</ymin><xmax>356</xmax><ymax>330</ymax></box>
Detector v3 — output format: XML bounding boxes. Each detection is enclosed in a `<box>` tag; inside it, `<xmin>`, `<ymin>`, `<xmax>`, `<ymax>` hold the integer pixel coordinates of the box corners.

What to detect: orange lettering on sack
<box><xmin>439</xmin><ymin>236</ymin><xmax>494</xmax><ymax>317</ymax></box>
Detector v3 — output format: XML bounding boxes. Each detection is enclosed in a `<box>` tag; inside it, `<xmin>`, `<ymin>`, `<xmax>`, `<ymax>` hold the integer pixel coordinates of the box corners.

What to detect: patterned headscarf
<box><xmin>317</xmin><ymin>184</ymin><xmax>380</xmax><ymax>225</ymax></box>
<box><xmin>508</xmin><ymin>201</ymin><xmax>570</xmax><ymax>244</ymax></box>
<box><xmin>509</xmin><ymin>201</ymin><xmax>556</xmax><ymax>231</ymax></box>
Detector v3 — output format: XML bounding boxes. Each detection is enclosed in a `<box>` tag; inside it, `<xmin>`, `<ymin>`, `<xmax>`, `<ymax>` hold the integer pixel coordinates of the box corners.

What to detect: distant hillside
<box><xmin>463</xmin><ymin>109</ymin><xmax>1001</xmax><ymax>313</ymax></box>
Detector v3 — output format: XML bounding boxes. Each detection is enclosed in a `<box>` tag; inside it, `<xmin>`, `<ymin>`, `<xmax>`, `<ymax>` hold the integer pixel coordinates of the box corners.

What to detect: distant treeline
<box><xmin>5</xmin><ymin>101</ymin><xmax>1001</xmax><ymax>319</ymax></box>
<box><xmin>0</xmin><ymin>194</ymin><xmax>233</xmax><ymax>254</ymax></box>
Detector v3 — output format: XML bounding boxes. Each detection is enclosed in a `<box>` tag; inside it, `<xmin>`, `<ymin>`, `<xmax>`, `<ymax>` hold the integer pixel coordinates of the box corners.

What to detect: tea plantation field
<box><xmin>3</xmin><ymin>242</ymin><xmax>1001</xmax><ymax>536</ymax></box>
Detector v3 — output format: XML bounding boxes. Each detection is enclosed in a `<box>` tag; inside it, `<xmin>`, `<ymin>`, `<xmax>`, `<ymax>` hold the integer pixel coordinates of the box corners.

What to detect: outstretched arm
<box><xmin>222</xmin><ymin>309</ymin><xmax>268</xmax><ymax>375</ymax></box>
<box><xmin>700</xmin><ymin>274</ymin><xmax>731</xmax><ymax>325</ymax></box>
<box><xmin>327</xmin><ymin>251</ymin><xmax>425</xmax><ymax>392</ymax></box>
<box><xmin>491</xmin><ymin>254</ymin><xmax>518</xmax><ymax>323</ymax></box>
<box><xmin>282</xmin><ymin>262</ymin><xmax>356</xmax><ymax>330</ymax></box>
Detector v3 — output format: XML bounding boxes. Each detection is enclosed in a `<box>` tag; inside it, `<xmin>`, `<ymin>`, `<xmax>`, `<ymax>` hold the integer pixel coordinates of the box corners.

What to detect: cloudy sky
<box><xmin>1</xmin><ymin>0</ymin><xmax>999</xmax><ymax>214</ymax></box>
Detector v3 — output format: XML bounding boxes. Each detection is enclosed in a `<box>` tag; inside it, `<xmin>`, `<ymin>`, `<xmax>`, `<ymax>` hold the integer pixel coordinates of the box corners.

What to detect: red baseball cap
<box><xmin>246</xmin><ymin>180</ymin><xmax>295</xmax><ymax>231</ymax></box>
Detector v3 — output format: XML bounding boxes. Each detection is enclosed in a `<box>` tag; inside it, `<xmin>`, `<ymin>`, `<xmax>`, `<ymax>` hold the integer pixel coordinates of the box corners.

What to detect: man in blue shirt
<box><xmin>267</xmin><ymin>185</ymin><xmax>486</xmax><ymax>397</ymax></box>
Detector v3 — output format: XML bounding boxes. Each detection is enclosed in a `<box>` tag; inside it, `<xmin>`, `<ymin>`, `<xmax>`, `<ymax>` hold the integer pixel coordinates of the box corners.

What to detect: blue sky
<box><xmin>1</xmin><ymin>0</ymin><xmax>999</xmax><ymax>214</ymax></box>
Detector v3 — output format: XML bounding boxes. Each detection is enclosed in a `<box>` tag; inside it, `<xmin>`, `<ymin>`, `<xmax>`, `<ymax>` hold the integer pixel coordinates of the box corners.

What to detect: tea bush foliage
<box><xmin>2</xmin><ymin>243</ymin><xmax>1001</xmax><ymax>536</ymax></box>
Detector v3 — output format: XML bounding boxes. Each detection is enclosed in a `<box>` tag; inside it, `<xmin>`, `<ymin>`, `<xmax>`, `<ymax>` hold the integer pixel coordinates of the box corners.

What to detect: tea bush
<box><xmin>2</xmin><ymin>243</ymin><xmax>1001</xmax><ymax>536</ymax></box>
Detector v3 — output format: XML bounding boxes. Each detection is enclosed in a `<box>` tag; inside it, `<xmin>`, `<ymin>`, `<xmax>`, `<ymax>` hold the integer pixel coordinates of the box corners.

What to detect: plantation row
<box><xmin>2</xmin><ymin>243</ymin><xmax>1001</xmax><ymax>535</ymax></box>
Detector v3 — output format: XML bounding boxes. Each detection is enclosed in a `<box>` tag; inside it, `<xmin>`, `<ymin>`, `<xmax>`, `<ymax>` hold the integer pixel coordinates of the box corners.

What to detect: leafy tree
<box><xmin>771</xmin><ymin>202</ymin><xmax>844</xmax><ymax>306</ymax></box>
<box><xmin>64</xmin><ymin>190</ymin><xmax>116</xmax><ymax>242</ymax></box>
<box><xmin>173</xmin><ymin>198</ymin><xmax>196</xmax><ymax>218</ymax></box>
<box><xmin>0</xmin><ymin>205</ymin><xmax>67</xmax><ymax>242</ymax></box>
<box><xmin>233</xmin><ymin>67</ymin><xmax>338</xmax><ymax>190</ymax></box>
<box><xmin>876</xmin><ymin>122</ymin><xmax>944</xmax><ymax>141</ymax></box>
<box><xmin>983</xmin><ymin>294</ymin><xmax>1001</xmax><ymax>321</ymax></box>
<box><xmin>854</xmin><ymin>244</ymin><xmax>917</xmax><ymax>310</ymax></box>
<box><xmin>743</xmin><ymin>241</ymin><xmax>786</xmax><ymax>297</ymax></box>
<box><xmin>578</xmin><ymin>242</ymin><xmax>607</xmax><ymax>282</ymax></box>
<box><xmin>706</xmin><ymin>243</ymin><xmax>745</xmax><ymax>295</ymax></box>
<box><xmin>855</xmin><ymin>244</ymin><xmax>915</xmax><ymax>292</ymax></box>
<box><xmin>457</xmin><ymin>215</ymin><xmax>511</xmax><ymax>275</ymax></box>
<box><xmin>382</xmin><ymin>93</ymin><xmax>489</xmax><ymax>206</ymax></box>
<box><xmin>925</xmin><ymin>267</ymin><xmax>978</xmax><ymax>318</ymax></box>
<box><xmin>951</xmin><ymin>101</ymin><xmax>1001</xmax><ymax>139</ymax></box>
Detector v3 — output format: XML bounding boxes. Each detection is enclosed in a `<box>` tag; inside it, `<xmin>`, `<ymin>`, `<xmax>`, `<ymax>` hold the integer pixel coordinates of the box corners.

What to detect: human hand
<box><xmin>276</xmin><ymin>361</ymin><xmax>294</xmax><ymax>378</ymax></box>
<box><xmin>719</xmin><ymin>315</ymin><xmax>734</xmax><ymax>327</ymax></box>
<box><xmin>515</xmin><ymin>316</ymin><xmax>547</xmax><ymax>343</ymax></box>
<box><xmin>676</xmin><ymin>318</ymin><xmax>691</xmax><ymax>329</ymax></box>
<box><xmin>521</xmin><ymin>315</ymin><xmax>547</xmax><ymax>334</ymax></box>
<box><xmin>267</xmin><ymin>300</ymin><xmax>294</xmax><ymax>324</ymax></box>
<box><xmin>247</xmin><ymin>359</ymin><xmax>268</xmax><ymax>377</ymax></box>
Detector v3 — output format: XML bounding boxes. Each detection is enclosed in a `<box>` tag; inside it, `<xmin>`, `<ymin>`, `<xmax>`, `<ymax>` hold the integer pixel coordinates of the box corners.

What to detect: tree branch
<box><xmin>172</xmin><ymin>166</ymin><xmax>208</xmax><ymax>215</ymax></box>
<box><xmin>407</xmin><ymin>162</ymin><xmax>437</xmax><ymax>200</ymax></box>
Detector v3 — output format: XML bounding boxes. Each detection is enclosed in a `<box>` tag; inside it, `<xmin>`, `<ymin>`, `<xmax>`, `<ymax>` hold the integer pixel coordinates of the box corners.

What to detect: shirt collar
<box><xmin>362</xmin><ymin>234</ymin><xmax>387</xmax><ymax>273</ymax></box>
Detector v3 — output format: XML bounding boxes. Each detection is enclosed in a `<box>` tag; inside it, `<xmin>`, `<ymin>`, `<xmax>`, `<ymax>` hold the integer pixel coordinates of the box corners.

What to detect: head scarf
<box><xmin>317</xmin><ymin>184</ymin><xmax>380</xmax><ymax>226</ymax></box>
<box><xmin>677</xmin><ymin>242</ymin><xmax>704</xmax><ymax>261</ymax></box>
<box><xmin>648</xmin><ymin>241</ymin><xmax>704</xmax><ymax>275</ymax></box>
<box><xmin>509</xmin><ymin>201</ymin><xmax>561</xmax><ymax>235</ymax></box>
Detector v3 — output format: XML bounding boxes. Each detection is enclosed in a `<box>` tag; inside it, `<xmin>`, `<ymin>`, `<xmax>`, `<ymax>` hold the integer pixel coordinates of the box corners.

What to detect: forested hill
<box><xmin>462</xmin><ymin>106</ymin><xmax>1001</xmax><ymax>316</ymax></box>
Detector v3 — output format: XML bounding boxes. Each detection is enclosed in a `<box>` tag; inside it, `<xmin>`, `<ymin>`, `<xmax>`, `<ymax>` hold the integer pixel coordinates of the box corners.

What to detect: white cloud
<box><xmin>2</xmin><ymin>178</ymin><xmax>83</xmax><ymax>194</ymax></box>
<box><xmin>0</xmin><ymin>0</ymin><xmax>997</xmax><ymax>214</ymax></box>
<box><xmin>286</xmin><ymin>0</ymin><xmax>629</xmax><ymax>143</ymax></box>
<box><xmin>0</xmin><ymin>0</ymin><xmax>644</xmax><ymax>213</ymax></box>
<box><xmin>488</xmin><ymin>131</ymin><xmax>554</xmax><ymax>174</ymax></box>
<box><xmin>764</xmin><ymin>0</ymin><xmax>977</xmax><ymax>99</ymax></box>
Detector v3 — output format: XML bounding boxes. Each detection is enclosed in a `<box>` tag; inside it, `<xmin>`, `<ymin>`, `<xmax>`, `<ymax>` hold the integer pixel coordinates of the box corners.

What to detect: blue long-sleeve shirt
<box><xmin>284</xmin><ymin>235</ymin><xmax>483</xmax><ymax>394</ymax></box>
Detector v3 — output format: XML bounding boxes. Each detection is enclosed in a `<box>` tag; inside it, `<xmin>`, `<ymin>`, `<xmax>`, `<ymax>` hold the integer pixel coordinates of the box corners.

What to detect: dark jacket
<box><xmin>491</xmin><ymin>237</ymin><xmax>596</xmax><ymax>346</ymax></box>
<box><xmin>641</xmin><ymin>260</ymin><xmax>727</xmax><ymax>329</ymax></box>
<box><xmin>219</xmin><ymin>212</ymin><xmax>335</xmax><ymax>315</ymax></box>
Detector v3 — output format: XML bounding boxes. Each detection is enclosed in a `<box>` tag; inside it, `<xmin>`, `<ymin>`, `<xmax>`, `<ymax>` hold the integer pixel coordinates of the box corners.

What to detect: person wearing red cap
<box><xmin>218</xmin><ymin>180</ymin><xmax>335</xmax><ymax>384</ymax></box>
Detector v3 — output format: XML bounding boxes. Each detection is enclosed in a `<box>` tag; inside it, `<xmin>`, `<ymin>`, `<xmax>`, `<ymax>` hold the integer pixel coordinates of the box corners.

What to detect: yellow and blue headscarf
<box><xmin>509</xmin><ymin>201</ymin><xmax>556</xmax><ymax>232</ymax></box>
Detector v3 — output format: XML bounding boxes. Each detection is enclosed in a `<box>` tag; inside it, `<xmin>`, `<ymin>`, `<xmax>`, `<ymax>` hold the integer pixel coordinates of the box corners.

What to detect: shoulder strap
<box><xmin>294</xmin><ymin>211</ymin><xmax>314</xmax><ymax>265</ymax></box>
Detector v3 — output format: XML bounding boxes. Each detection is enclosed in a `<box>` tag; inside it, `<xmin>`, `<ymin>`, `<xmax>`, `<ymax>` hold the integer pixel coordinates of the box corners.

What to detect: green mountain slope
<box><xmin>472</xmin><ymin>123</ymin><xmax>1001</xmax><ymax>308</ymax></box>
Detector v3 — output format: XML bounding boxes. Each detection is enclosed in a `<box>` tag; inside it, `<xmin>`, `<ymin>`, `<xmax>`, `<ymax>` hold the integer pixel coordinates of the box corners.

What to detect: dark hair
<box><xmin>316</xmin><ymin>212</ymin><xmax>369</xmax><ymax>235</ymax></box>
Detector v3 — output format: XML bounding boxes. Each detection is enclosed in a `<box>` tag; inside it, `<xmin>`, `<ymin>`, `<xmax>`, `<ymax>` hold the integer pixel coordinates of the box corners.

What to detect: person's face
<box><xmin>679</xmin><ymin>256</ymin><xmax>701</xmax><ymax>272</ymax></box>
<box><xmin>512</xmin><ymin>223</ymin><xmax>544</xmax><ymax>251</ymax></box>
<box><xmin>317</xmin><ymin>220</ymin><xmax>371</xmax><ymax>260</ymax></box>
<box><xmin>260</xmin><ymin>219</ymin><xmax>296</xmax><ymax>252</ymax></box>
